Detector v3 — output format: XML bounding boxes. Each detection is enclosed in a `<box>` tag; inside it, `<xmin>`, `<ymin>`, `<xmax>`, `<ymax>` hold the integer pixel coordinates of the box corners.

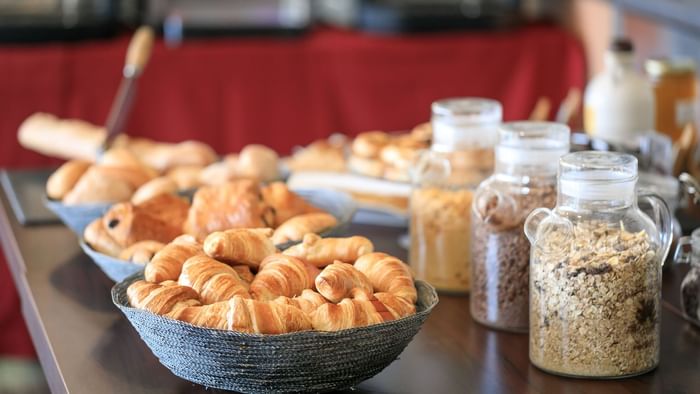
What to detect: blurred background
<box><xmin>0</xmin><ymin>0</ymin><xmax>699</xmax><ymax>393</ymax></box>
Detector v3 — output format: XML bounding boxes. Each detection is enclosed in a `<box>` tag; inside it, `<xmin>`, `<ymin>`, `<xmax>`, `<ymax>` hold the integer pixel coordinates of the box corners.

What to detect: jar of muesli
<box><xmin>524</xmin><ymin>151</ymin><xmax>673</xmax><ymax>378</ymax></box>
<box><xmin>410</xmin><ymin>98</ymin><xmax>502</xmax><ymax>293</ymax></box>
<box><xmin>470</xmin><ymin>122</ymin><xmax>569</xmax><ymax>332</ymax></box>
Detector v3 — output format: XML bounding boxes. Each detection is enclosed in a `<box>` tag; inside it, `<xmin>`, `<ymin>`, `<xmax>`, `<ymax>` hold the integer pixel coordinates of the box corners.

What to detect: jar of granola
<box><xmin>410</xmin><ymin>98</ymin><xmax>502</xmax><ymax>293</ymax></box>
<box><xmin>470</xmin><ymin>122</ymin><xmax>569</xmax><ymax>332</ymax></box>
<box><xmin>524</xmin><ymin>151</ymin><xmax>673</xmax><ymax>378</ymax></box>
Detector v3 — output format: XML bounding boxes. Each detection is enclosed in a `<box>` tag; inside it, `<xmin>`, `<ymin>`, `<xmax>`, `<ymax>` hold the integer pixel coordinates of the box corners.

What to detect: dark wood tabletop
<box><xmin>1</xmin><ymin>177</ymin><xmax>700</xmax><ymax>394</ymax></box>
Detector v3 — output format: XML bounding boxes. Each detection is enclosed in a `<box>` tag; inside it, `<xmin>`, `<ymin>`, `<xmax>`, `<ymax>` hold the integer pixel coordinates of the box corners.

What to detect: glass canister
<box><xmin>470</xmin><ymin>122</ymin><xmax>570</xmax><ymax>332</ymax></box>
<box><xmin>673</xmin><ymin>228</ymin><xmax>700</xmax><ymax>326</ymax></box>
<box><xmin>524</xmin><ymin>151</ymin><xmax>673</xmax><ymax>378</ymax></box>
<box><xmin>645</xmin><ymin>57</ymin><xmax>697</xmax><ymax>142</ymax></box>
<box><xmin>410</xmin><ymin>98</ymin><xmax>502</xmax><ymax>293</ymax></box>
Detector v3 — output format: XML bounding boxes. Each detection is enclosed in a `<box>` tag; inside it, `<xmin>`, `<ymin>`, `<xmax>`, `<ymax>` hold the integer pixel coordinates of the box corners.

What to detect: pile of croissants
<box><xmin>127</xmin><ymin>230</ymin><xmax>417</xmax><ymax>334</ymax></box>
<box><xmin>84</xmin><ymin>179</ymin><xmax>340</xmax><ymax>260</ymax></box>
<box><xmin>45</xmin><ymin>142</ymin><xmax>280</xmax><ymax>206</ymax></box>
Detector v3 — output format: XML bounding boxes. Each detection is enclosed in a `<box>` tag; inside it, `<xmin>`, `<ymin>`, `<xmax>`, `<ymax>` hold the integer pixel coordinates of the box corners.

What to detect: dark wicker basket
<box><xmin>112</xmin><ymin>273</ymin><xmax>438</xmax><ymax>393</ymax></box>
<box><xmin>80</xmin><ymin>240</ymin><xmax>144</xmax><ymax>282</ymax></box>
<box><xmin>43</xmin><ymin>197</ymin><xmax>112</xmax><ymax>234</ymax></box>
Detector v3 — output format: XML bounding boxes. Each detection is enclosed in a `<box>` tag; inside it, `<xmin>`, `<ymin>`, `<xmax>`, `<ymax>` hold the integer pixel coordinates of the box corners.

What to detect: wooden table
<box><xmin>1</xmin><ymin>178</ymin><xmax>699</xmax><ymax>394</ymax></box>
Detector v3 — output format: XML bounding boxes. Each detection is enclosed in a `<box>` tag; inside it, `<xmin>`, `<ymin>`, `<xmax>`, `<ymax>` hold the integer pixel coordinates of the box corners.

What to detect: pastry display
<box><xmin>27</xmin><ymin>113</ymin><xmax>286</xmax><ymax>208</ymax></box>
<box><xmin>127</xmin><ymin>233</ymin><xmax>418</xmax><ymax>333</ymax></box>
<box><xmin>84</xmin><ymin>181</ymin><xmax>344</xmax><ymax>270</ymax></box>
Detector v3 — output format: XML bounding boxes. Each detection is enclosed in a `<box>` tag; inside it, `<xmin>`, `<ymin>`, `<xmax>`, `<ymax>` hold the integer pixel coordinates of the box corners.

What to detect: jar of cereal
<box><xmin>410</xmin><ymin>98</ymin><xmax>502</xmax><ymax>293</ymax></box>
<box><xmin>524</xmin><ymin>151</ymin><xmax>673</xmax><ymax>378</ymax></box>
<box><xmin>470</xmin><ymin>122</ymin><xmax>569</xmax><ymax>332</ymax></box>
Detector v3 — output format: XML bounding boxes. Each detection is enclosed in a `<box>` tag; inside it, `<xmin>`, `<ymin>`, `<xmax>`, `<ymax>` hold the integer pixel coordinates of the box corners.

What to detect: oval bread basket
<box><xmin>80</xmin><ymin>240</ymin><xmax>143</xmax><ymax>282</ymax></box>
<box><xmin>44</xmin><ymin>197</ymin><xmax>112</xmax><ymax>234</ymax></box>
<box><xmin>112</xmin><ymin>273</ymin><xmax>438</xmax><ymax>394</ymax></box>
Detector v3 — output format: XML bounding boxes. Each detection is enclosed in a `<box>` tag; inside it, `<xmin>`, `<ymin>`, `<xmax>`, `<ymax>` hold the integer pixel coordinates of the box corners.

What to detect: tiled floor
<box><xmin>0</xmin><ymin>358</ymin><xmax>49</xmax><ymax>394</ymax></box>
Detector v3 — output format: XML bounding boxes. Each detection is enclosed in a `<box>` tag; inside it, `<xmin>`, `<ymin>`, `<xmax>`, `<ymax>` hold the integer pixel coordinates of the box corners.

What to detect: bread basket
<box><xmin>43</xmin><ymin>196</ymin><xmax>112</xmax><ymax>234</ymax></box>
<box><xmin>112</xmin><ymin>273</ymin><xmax>438</xmax><ymax>393</ymax></box>
<box><xmin>79</xmin><ymin>240</ymin><xmax>143</xmax><ymax>282</ymax></box>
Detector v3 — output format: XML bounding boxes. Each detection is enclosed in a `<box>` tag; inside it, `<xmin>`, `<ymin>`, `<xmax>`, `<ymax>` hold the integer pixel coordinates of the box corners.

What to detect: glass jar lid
<box><xmin>431</xmin><ymin>97</ymin><xmax>502</xmax><ymax>151</ymax></box>
<box><xmin>559</xmin><ymin>151</ymin><xmax>638</xmax><ymax>200</ymax></box>
<box><xmin>495</xmin><ymin>121</ymin><xmax>570</xmax><ymax>172</ymax></box>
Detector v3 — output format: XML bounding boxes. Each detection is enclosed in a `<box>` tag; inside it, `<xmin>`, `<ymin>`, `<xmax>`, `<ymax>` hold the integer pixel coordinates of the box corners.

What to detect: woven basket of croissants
<box><xmin>111</xmin><ymin>231</ymin><xmax>438</xmax><ymax>393</ymax></box>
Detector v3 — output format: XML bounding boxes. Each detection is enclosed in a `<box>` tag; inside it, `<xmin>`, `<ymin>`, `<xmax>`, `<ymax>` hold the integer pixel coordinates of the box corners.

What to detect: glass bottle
<box><xmin>673</xmin><ymin>228</ymin><xmax>700</xmax><ymax>326</ymax></box>
<box><xmin>646</xmin><ymin>57</ymin><xmax>697</xmax><ymax>142</ymax></box>
<box><xmin>410</xmin><ymin>97</ymin><xmax>502</xmax><ymax>293</ymax></box>
<box><xmin>524</xmin><ymin>151</ymin><xmax>673</xmax><ymax>378</ymax></box>
<box><xmin>470</xmin><ymin>122</ymin><xmax>570</xmax><ymax>332</ymax></box>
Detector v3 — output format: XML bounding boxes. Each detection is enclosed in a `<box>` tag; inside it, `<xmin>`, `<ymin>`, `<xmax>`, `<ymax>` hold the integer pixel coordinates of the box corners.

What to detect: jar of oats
<box><xmin>410</xmin><ymin>98</ymin><xmax>502</xmax><ymax>293</ymax></box>
<box><xmin>470</xmin><ymin>122</ymin><xmax>569</xmax><ymax>332</ymax></box>
<box><xmin>524</xmin><ymin>151</ymin><xmax>673</xmax><ymax>378</ymax></box>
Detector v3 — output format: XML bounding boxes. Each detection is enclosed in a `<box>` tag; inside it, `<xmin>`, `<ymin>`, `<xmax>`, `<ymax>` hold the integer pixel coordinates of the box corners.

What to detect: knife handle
<box><xmin>124</xmin><ymin>26</ymin><xmax>155</xmax><ymax>78</ymax></box>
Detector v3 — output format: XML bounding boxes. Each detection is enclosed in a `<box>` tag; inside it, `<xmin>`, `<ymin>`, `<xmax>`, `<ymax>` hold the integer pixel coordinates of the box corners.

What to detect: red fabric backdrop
<box><xmin>0</xmin><ymin>24</ymin><xmax>585</xmax><ymax>357</ymax></box>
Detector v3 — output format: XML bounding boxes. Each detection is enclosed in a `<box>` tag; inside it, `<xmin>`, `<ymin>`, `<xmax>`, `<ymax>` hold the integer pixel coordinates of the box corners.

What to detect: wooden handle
<box><xmin>124</xmin><ymin>26</ymin><xmax>155</xmax><ymax>77</ymax></box>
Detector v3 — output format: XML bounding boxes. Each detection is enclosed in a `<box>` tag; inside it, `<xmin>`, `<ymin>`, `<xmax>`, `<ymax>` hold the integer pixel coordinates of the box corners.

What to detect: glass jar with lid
<box><xmin>470</xmin><ymin>121</ymin><xmax>570</xmax><ymax>332</ymax></box>
<box><xmin>646</xmin><ymin>57</ymin><xmax>697</xmax><ymax>141</ymax></box>
<box><xmin>524</xmin><ymin>151</ymin><xmax>673</xmax><ymax>378</ymax></box>
<box><xmin>410</xmin><ymin>97</ymin><xmax>502</xmax><ymax>293</ymax></box>
<box><xmin>673</xmin><ymin>228</ymin><xmax>700</xmax><ymax>326</ymax></box>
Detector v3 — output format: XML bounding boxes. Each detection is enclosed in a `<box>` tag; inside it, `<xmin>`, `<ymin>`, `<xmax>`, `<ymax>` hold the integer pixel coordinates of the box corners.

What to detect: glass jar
<box><xmin>646</xmin><ymin>57</ymin><xmax>697</xmax><ymax>142</ymax></box>
<box><xmin>410</xmin><ymin>98</ymin><xmax>502</xmax><ymax>293</ymax></box>
<box><xmin>673</xmin><ymin>228</ymin><xmax>700</xmax><ymax>326</ymax></box>
<box><xmin>524</xmin><ymin>151</ymin><xmax>673</xmax><ymax>378</ymax></box>
<box><xmin>470</xmin><ymin>122</ymin><xmax>569</xmax><ymax>332</ymax></box>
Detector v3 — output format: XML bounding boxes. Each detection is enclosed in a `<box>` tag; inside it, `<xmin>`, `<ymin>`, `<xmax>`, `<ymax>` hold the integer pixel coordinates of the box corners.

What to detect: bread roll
<box><xmin>46</xmin><ymin>160</ymin><xmax>91</xmax><ymax>200</ymax></box>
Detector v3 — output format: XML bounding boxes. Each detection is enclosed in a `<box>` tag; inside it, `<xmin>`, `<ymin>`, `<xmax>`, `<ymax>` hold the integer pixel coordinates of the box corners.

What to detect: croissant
<box><xmin>166</xmin><ymin>165</ymin><xmax>203</xmax><ymax>190</ymax></box>
<box><xmin>271</xmin><ymin>212</ymin><xmax>338</xmax><ymax>245</ymax></box>
<box><xmin>176</xmin><ymin>296</ymin><xmax>312</xmax><ymax>334</ymax></box>
<box><xmin>203</xmin><ymin>228</ymin><xmax>277</xmax><ymax>268</ymax></box>
<box><xmin>231</xmin><ymin>265</ymin><xmax>254</xmax><ymax>284</ymax></box>
<box><xmin>250</xmin><ymin>254</ymin><xmax>319</xmax><ymax>301</ymax></box>
<box><xmin>372</xmin><ymin>292</ymin><xmax>416</xmax><ymax>319</ymax></box>
<box><xmin>145</xmin><ymin>235</ymin><xmax>203</xmax><ymax>283</ymax></box>
<box><xmin>282</xmin><ymin>233</ymin><xmax>374</xmax><ymax>267</ymax></box>
<box><xmin>99</xmin><ymin>147</ymin><xmax>156</xmax><ymax>178</ymax></box>
<box><xmin>184</xmin><ymin>180</ymin><xmax>274</xmax><ymax>240</ymax></box>
<box><xmin>118</xmin><ymin>240</ymin><xmax>165</xmax><ymax>264</ymax></box>
<box><xmin>63</xmin><ymin>166</ymin><xmax>134</xmax><ymax>205</ymax></box>
<box><xmin>310</xmin><ymin>291</ymin><xmax>416</xmax><ymax>331</ymax></box>
<box><xmin>131</xmin><ymin>176</ymin><xmax>178</xmax><ymax>205</ymax></box>
<box><xmin>354</xmin><ymin>253</ymin><xmax>417</xmax><ymax>303</ymax></box>
<box><xmin>315</xmin><ymin>261</ymin><xmax>373</xmax><ymax>303</ymax></box>
<box><xmin>310</xmin><ymin>298</ymin><xmax>385</xmax><ymax>331</ymax></box>
<box><xmin>261</xmin><ymin>182</ymin><xmax>321</xmax><ymax>226</ymax></box>
<box><xmin>46</xmin><ymin>160</ymin><xmax>91</xmax><ymax>200</ymax></box>
<box><xmin>127</xmin><ymin>280</ymin><xmax>201</xmax><ymax>317</ymax></box>
<box><xmin>273</xmin><ymin>289</ymin><xmax>328</xmax><ymax>314</ymax></box>
<box><xmin>178</xmin><ymin>255</ymin><xmax>250</xmax><ymax>304</ymax></box>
